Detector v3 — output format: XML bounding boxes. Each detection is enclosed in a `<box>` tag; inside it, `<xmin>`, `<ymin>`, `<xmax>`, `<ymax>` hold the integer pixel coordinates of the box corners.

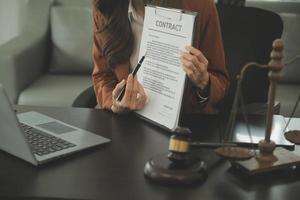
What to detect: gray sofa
<box><xmin>246</xmin><ymin>0</ymin><xmax>300</xmax><ymax>117</ymax></box>
<box><xmin>0</xmin><ymin>0</ymin><xmax>299</xmax><ymax>117</ymax></box>
<box><xmin>0</xmin><ymin>0</ymin><xmax>93</xmax><ymax>107</ymax></box>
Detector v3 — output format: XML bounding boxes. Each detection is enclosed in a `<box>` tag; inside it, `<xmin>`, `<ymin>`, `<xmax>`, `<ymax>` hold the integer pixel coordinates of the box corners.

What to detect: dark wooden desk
<box><xmin>0</xmin><ymin>106</ymin><xmax>299</xmax><ymax>200</ymax></box>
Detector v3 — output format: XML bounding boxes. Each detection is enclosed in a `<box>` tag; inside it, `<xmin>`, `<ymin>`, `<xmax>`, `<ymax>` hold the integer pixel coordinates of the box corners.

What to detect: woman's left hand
<box><xmin>180</xmin><ymin>46</ymin><xmax>210</xmax><ymax>90</ymax></box>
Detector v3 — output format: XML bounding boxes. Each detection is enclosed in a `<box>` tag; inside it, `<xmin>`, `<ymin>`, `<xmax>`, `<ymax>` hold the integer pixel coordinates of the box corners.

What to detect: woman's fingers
<box><xmin>111</xmin><ymin>75</ymin><xmax>134</xmax><ymax>113</ymax></box>
<box><xmin>181</xmin><ymin>50</ymin><xmax>207</xmax><ymax>73</ymax></box>
<box><xmin>112</xmin><ymin>79</ymin><xmax>126</xmax><ymax>99</ymax></box>
<box><xmin>111</xmin><ymin>75</ymin><xmax>147</xmax><ymax>113</ymax></box>
<box><xmin>122</xmin><ymin>74</ymin><xmax>134</xmax><ymax>108</ymax></box>
<box><xmin>180</xmin><ymin>57</ymin><xmax>197</xmax><ymax>77</ymax></box>
<box><xmin>136</xmin><ymin>83</ymin><xmax>147</xmax><ymax>110</ymax></box>
<box><xmin>111</xmin><ymin>97</ymin><xmax>124</xmax><ymax>113</ymax></box>
<box><xmin>131</xmin><ymin>76</ymin><xmax>139</xmax><ymax>109</ymax></box>
<box><xmin>185</xmin><ymin>46</ymin><xmax>208</xmax><ymax>66</ymax></box>
<box><xmin>111</xmin><ymin>80</ymin><xmax>127</xmax><ymax>113</ymax></box>
<box><xmin>181</xmin><ymin>52</ymin><xmax>202</xmax><ymax>68</ymax></box>
<box><xmin>180</xmin><ymin>46</ymin><xmax>210</xmax><ymax>89</ymax></box>
<box><xmin>138</xmin><ymin>82</ymin><xmax>146</xmax><ymax>98</ymax></box>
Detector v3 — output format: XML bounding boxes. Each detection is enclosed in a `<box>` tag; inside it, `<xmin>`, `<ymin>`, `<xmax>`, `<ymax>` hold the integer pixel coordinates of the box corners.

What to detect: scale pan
<box><xmin>285</xmin><ymin>130</ymin><xmax>300</xmax><ymax>145</ymax></box>
<box><xmin>215</xmin><ymin>146</ymin><xmax>254</xmax><ymax>160</ymax></box>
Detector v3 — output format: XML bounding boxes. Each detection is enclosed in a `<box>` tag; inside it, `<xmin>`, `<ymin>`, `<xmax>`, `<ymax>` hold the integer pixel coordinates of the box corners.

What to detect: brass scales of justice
<box><xmin>144</xmin><ymin>39</ymin><xmax>300</xmax><ymax>185</ymax></box>
<box><xmin>215</xmin><ymin>38</ymin><xmax>300</xmax><ymax>175</ymax></box>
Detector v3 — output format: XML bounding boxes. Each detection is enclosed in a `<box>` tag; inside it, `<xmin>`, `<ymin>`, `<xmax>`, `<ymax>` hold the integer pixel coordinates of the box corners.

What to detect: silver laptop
<box><xmin>0</xmin><ymin>84</ymin><xmax>110</xmax><ymax>165</ymax></box>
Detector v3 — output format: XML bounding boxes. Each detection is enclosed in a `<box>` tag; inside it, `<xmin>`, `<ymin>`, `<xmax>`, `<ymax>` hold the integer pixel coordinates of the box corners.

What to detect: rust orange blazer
<box><xmin>92</xmin><ymin>0</ymin><xmax>229</xmax><ymax>113</ymax></box>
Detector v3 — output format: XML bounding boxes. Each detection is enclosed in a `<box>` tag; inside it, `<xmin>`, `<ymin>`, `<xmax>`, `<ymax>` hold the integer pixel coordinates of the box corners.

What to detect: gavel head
<box><xmin>168</xmin><ymin>127</ymin><xmax>192</xmax><ymax>164</ymax></box>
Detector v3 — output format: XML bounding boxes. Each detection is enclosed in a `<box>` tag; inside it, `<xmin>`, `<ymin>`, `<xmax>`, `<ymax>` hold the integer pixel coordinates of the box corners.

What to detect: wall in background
<box><xmin>0</xmin><ymin>0</ymin><xmax>27</xmax><ymax>46</ymax></box>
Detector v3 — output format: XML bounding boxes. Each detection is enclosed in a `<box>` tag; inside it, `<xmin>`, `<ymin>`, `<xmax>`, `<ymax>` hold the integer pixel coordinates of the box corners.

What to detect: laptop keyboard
<box><xmin>20</xmin><ymin>123</ymin><xmax>76</xmax><ymax>156</ymax></box>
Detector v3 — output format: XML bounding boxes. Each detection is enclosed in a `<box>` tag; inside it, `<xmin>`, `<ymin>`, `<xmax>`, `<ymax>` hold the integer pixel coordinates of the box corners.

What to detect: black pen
<box><xmin>116</xmin><ymin>54</ymin><xmax>147</xmax><ymax>101</ymax></box>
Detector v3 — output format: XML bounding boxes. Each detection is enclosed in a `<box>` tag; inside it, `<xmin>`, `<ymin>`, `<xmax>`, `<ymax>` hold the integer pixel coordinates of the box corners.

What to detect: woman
<box><xmin>92</xmin><ymin>0</ymin><xmax>229</xmax><ymax>114</ymax></box>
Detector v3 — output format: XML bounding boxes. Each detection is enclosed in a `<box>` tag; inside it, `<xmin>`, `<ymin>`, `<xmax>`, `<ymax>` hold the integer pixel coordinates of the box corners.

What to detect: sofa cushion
<box><xmin>246</xmin><ymin>1</ymin><xmax>300</xmax><ymax>14</ymax></box>
<box><xmin>246</xmin><ymin>1</ymin><xmax>300</xmax><ymax>84</ymax></box>
<box><xmin>53</xmin><ymin>0</ymin><xmax>92</xmax><ymax>7</ymax></box>
<box><xmin>18</xmin><ymin>74</ymin><xmax>92</xmax><ymax>107</ymax></box>
<box><xmin>276</xmin><ymin>83</ymin><xmax>300</xmax><ymax>118</ymax></box>
<box><xmin>49</xmin><ymin>6</ymin><xmax>93</xmax><ymax>74</ymax></box>
<box><xmin>280</xmin><ymin>13</ymin><xmax>300</xmax><ymax>84</ymax></box>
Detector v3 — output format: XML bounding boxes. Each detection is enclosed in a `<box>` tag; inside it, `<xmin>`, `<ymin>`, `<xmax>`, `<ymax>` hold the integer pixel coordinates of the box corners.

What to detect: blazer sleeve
<box><xmin>92</xmin><ymin>3</ymin><xmax>118</xmax><ymax>110</ymax></box>
<box><xmin>189</xmin><ymin>0</ymin><xmax>230</xmax><ymax>113</ymax></box>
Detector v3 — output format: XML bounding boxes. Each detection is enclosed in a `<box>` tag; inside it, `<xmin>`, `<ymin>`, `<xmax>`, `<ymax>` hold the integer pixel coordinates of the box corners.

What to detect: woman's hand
<box><xmin>180</xmin><ymin>46</ymin><xmax>210</xmax><ymax>90</ymax></box>
<box><xmin>111</xmin><ymin>74</ymin><xmax>147</xmax><ymax>114</ymax></box>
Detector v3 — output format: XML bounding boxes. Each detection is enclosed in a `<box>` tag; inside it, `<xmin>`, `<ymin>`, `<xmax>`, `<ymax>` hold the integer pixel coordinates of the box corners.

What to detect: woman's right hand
<box><xmin>111</xmin><ymin>74</ymin><xmax>147</xmax><ymax>114</ymax></box>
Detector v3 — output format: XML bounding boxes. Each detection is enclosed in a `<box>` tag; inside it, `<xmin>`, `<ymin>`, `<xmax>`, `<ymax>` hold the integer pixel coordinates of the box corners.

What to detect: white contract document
<box><xmin>136</xmin><ymin>5</ymin><xmax>197</xmax><ymax>131</ymax></box>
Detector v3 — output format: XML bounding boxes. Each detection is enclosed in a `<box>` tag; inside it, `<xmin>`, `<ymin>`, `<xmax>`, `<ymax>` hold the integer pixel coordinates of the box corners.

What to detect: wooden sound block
<box><xmin>231</xmin><ymin>147</ymin><xmax>300</xmax><ymax>175</ymax></box>
<box><xmin>144</xmin><ymin>154</ymin><xmax>207</xmax><ymax>185</ymax></box>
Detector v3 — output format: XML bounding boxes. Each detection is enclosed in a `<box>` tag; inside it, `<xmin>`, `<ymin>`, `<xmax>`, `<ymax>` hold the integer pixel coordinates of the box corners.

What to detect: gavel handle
<box><xmin>190</xmin><ymin>142</ymin><xmax>238</xmax><ymax>148</ymax></box>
